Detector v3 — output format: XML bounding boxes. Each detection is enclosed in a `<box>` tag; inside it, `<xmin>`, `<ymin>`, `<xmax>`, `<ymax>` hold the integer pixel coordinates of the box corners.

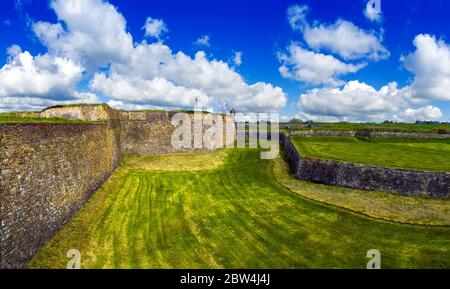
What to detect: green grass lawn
<box><xmin>0</xmin><ymin>115</ymin><xmax>102</xmax><ymax>124</ymax></box>
<box><xmin>292</xmin><ymin>136</ymin><xmax>450</xmax><ymax>172</ymax></box>
<box><xmin>289</xmin><ymin>122</ymin><xmax>450</xmax><ymax>134</ymax></box>
<box><xmin>27</xmin><ymin>149</ymin><xmax>450</xmax><ymax>269</ymax></box>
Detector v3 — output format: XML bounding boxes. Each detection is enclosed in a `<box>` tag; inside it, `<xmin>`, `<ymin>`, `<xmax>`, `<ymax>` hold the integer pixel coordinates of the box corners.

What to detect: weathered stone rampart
<box><xmin>291</xmin><ymin>129</ymin><xmax>450</xmax><ymax>138</ymax></box>
<box><xmin>280</xmin><ymin>132</ymin><xmax>450</xmax><ymax>199</ymax></box>
<box><xmin>0</xmin><ymin>104</ymin><xmax>234</xmax><ymax>268</ymax></box>
<box><xmin>0</xmin><ymin>122</ymin><xmax>121</xmax><ymax>268</ymax></box>
<box><xmin>290</xmin><ymin>130</ymin><xmax>356</xmax><ymax>137</ymax></box>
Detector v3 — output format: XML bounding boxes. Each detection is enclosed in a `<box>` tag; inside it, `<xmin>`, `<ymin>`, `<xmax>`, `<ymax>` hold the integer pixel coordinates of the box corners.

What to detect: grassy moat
<box><xmin>28</xmin><ymin>148</ymin><xmax>450</xmax><ymax>269</ymax></box>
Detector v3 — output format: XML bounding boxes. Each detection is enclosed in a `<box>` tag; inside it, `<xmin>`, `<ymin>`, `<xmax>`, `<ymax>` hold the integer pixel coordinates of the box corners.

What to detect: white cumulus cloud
<box><xmin>142</xmin><ymin>17</ymin><xmax>168</xmax><ymax>40</ymax></box>
<box><xmin>287</xmin><ymin>4</ymin><xmax>389</xmax><ymax>61</ymax></box>
<box><xmin>303</xmin><ymin>20</ymin><xmax>389</xmax><ymax>61</ymax></box>
<box><xmin>278</xmin><ymin>43</ymin><xmax>366</xmax><ymax>85</ymax></box>
<box><xmin>0</xmin><ymin>45</ymin><xmax>98</xmax><ymax>111</ymax></box>
<box><xmin>395</xmin><ymin>106</ymin><xmax>443</xmax><ymax>122</ymax></box>
<box><xmin>91</xmin><ymin>74</ymin><xmax>210</xmax><ymax>109</ymax></box>
<box><xmin>401</xmin><ymin>34</ymin><xmax>450</xmax><ymax>101</ymax></box>
<box><xmin>91</xmin><ymin>45</ymin><xmax>286</xmax><ymax>112</ymax></box>
<box><xmin>32</xmin><ymin>0</ymin><xmax>134</xmax><ymax>67</ymax></box>
<box><xmin>0</xmin><ymin>0</ymin><xmax>286</xmax><ymax>113</ymax></box>
<box><xmin>0</xmin><ymin>45</ymin><xmax>84</xmax><ymax>100</ymax></box>
<box><xmin>284</xmin><ymin>5</ymin><xmax>448</xmax><ymax>122</ymax></box>
<box><xmin>298</xmin><ymin>80</ymin><xmax>413</xmax><ymax>122</ymax></box>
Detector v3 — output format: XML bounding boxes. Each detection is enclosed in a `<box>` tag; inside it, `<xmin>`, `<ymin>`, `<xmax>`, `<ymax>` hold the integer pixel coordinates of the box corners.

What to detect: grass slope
<box><xmin>292</xmin><ymin>136</ymin><xmax>450</xmax><ymax>172</ymax></box>
<box><xmin>274</xmin><ymin>154</ymin><xmax>450</xmax><ymax>226</ymax></box>
<box><xmin>291</xmin><ymin>122</ymin><xmax>450</xmax><ymax>134</ymax></box>
<box><xmin>28</xmin><ymin>149</ymin><xmax>450</xmax><ymax>269</ymax></box>
<box><xmin>121</xmin><ymin>150</ymin><xmax>228</xmax><ymax>172</ymax></box>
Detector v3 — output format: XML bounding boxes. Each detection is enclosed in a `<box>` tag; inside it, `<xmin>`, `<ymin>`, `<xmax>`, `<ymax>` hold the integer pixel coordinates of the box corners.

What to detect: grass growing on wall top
<box><xmin>28</xmin><ymin>148</ymin><xmax>450</xmax><ymax>269</ymax></box>
<box><xmin>292</xmin><ymin>136</ymin><xmax>450</xmax><ymax>172</ymax></box>
<box><xmin>0</xmin><ymin>115</ymin><xmax>103</xmax><ymax>124</ymax></box>
<box><xmin>291</xmin><ymin>122</ymin><xmax>450</xmax><ymax>134</ymax></box>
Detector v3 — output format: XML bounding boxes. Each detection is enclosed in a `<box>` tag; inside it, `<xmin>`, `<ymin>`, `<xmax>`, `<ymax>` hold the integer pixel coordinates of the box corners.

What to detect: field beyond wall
<box><xmin>287</xmin><ymin>122</ymin><xmax>450</xmax><ymax>134</ymax></box>
<box><xmin>291</xmin><ymin>136</ymin><xmax>450</xmax><ymax>172</ymax></box>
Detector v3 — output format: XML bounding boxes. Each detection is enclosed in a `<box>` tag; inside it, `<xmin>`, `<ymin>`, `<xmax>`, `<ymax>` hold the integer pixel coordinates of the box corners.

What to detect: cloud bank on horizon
<box><xmin>280</xmin><ymin>3</ymin><xmax>450</xmax><ymax>122</ymax></box>
<box><xmin>0</xmin><ymin>0</ymin><xmax>449</xmax><ymax>123</ymax></box>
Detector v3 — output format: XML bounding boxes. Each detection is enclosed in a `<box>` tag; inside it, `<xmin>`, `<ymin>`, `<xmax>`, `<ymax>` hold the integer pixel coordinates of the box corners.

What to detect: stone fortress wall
<box><xmin>280</xmin><ymin>132</ymin><xmax>450</xmax><ymax>199</ymax></box>
<box><xmin>41</xmin><ymin>104</ymin><xmax>236</xmax><ymax>154</ymax></box>
<box><xmin>291</xmin><ymin>129</ymin><xmax>450</xmax><ymax>138</ymax></box>
<box><xmin>0</xmin><ymin>104</ymin><xmax>234</xmax><ymax>268</ymax></box>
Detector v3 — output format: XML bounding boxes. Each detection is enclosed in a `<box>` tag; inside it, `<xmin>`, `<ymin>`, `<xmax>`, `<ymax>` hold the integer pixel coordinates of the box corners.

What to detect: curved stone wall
<box><xmin>118</xmin><ymin>111</ymin><xmax>235</xmax><ymax>154</ymax></box>
<box><xmin>0</xmin><ymin>105</ymin><xmax>235</xmax><ymax>268</ymax></box>
<box><xmin>280</xmin><ymin>132</ymin><xmax>450</xmax><ymax>199</ymax></box>
<box><xmin>355</xmin><ymin>130</ymin><xmax>450</xmax><ymax>139</ymax></box>
<box><xmin>290</xmin><ymin>130</ymin><xmax>356</xmax><ymax>137</ymax></box>
<box><xmin>0</xmin><ymin>123</ymin><xmax>121</xmax><ymax>268</ymax></box>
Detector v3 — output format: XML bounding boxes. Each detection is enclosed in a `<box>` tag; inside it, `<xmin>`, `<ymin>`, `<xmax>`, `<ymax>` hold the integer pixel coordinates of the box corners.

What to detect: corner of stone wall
<box><xmin>280</xmin><ymin>132</ymin><xmax>450</xmax><ymax>199</ymax></box>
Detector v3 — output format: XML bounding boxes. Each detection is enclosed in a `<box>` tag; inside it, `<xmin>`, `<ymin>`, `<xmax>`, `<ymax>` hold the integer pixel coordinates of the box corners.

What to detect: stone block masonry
<box><xmin>291</xmin><ymin>129</ymin><xmax>450</xmax><ymax>138</ymax></box>
<box><xmin>290</xmin><ymin>130</ymin><xmax>356</xmax><ymax>137</ymax></box>
<box><xmin>280</xmin><ymin>132</ymin><xmax>450</xmax><ymax>199</ymax></box>
<box><xmin>0</xmin><ymin>123</ymin><xmax>121</xmax><ymax>268</ymax></box>
<box><xmin>39</xmin><ymin>105</ymin><xmax>236</xmax><ymax>154</ymax></box>
<box><xmin>0</xmin><ymin>104</ymin><xmax>235</xmax><ymax>268</ymax></box>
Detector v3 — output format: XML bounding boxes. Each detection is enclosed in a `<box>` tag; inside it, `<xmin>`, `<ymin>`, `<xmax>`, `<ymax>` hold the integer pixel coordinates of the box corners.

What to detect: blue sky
<box><xmin>0</xmin><ymin>0</ymin><xmax>449</xmax><ymax>122</ymax></box>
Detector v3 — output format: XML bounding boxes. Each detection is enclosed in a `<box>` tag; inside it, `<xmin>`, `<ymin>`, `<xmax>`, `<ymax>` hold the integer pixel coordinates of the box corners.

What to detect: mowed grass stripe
<box><xmin>211</xmin><ymin>170</ymin><xmax>277</xmax><ymax>268</ymax></box>
<box><xmin>223</xmin><ymin>163</ymin><xmax>299</xmax><ymax>260</ymax></box>
<box><xmin>211</xmin><ymin>153</ymin><xmax>295</xmax><ymax>266</ymax></box>
<box><xmin>28</xmin><ymin>149</ymin><xmax>450</xmax><ymax>268</ymax></box>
